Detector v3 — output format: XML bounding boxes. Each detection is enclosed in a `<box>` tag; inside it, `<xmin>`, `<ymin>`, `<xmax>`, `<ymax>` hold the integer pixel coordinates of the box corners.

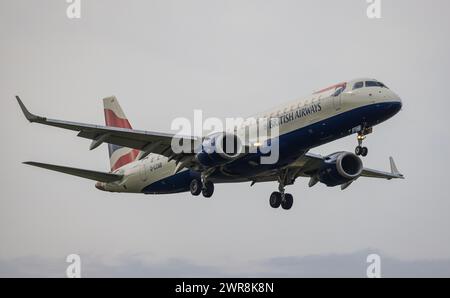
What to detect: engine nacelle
<box><xmin>317</xmin><ymin>152</ymin><xmax>363</xmax><ymax>187</ymax></box>
<box><xmin>195</xmin><ymin>132</ymin><xmax>243</xmax><ymax>167</ymax></box>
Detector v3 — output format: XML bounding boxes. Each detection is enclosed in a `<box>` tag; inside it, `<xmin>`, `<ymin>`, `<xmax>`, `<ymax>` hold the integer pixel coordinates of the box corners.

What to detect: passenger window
<box><xmin>353</xmin><ymin>82</ymin><xmax>364</xmax><ymax>90</ymax></box>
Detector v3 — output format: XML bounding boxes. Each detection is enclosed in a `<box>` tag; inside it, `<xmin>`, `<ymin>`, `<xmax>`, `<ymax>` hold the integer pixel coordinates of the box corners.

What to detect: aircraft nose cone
<box><xmin>390</xmin><ymin>90</ymin><xmax>402</xmax><ymax>105</ymax></box>
<box><xmin>394</xmin><ymin>94</ymin><xmax>402</xmax><ymax>111</ymax></box>
<box><xmin>383</xmin><ymin>100</ymin><xmax>402</xmax><ymax>119</ymax></box>
<box><xmin>392</xmin><ymin>101</ymin><xmax>402</xmax><ymax>114</ymax></box>
<box><xmin>386</xmin><ymin>89</ymin><xmax>403</xmax><ymax>111</ymax></box>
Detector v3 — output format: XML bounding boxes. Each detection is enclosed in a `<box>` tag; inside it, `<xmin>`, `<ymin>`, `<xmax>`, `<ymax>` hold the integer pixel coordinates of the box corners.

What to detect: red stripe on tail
<box><xmin>111</xmin><ymin>149</ymin><xmax>140</xmax><ymax>171</ymax></box>
<box><xmin>104</xmin><ymin>109</ymin><xmax>132</xmax><ymax>128</ymax></box>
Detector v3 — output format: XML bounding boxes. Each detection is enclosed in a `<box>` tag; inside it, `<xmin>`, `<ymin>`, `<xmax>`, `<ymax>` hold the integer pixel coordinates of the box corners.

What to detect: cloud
<box><xmin>0</xmin><ymin>255</ymin><xmax>66</xmax><ymax>278</ymax></box>
<box><xmin>0</xmin><ymin>255</ymin><xmax>221</xmax><ymax>278</ymax></box>
<box><xmin>1</xmin><ymin>250</ymin><xmax>450</xmax><ymax>278</ymax></box>
<box><xmin>261</xmin><ymin>250</ymin><xmax>450</xmax><ymax>278</ymax></box>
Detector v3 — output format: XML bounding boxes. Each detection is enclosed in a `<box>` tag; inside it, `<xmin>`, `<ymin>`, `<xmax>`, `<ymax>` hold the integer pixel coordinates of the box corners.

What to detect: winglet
<box><xmin>389</xmin><ymin>157</ymin><xmax>404</xmax><ymax>178</ymax></box>
<box><xmin>15</xmin><ymin>96</ymin><xmax>45</xmax><ymax>122</ymax></box>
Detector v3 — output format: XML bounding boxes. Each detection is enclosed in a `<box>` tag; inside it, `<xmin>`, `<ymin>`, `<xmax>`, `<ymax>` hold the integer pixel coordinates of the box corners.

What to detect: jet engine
<box><xmin>317</xmin><ymin>152</ymin><xmax>363</xmax><ymax>187</ymax></box>
<box><xmin>195</xmin><ymin>132</ymin><xmax>243</xmax><ymax>167</ymax></box>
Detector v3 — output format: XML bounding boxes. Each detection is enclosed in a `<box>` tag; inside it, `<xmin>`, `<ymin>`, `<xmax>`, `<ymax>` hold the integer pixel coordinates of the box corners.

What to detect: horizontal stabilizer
<box><xmin>23</xmin><ymin>161</ymin><xmax>123</xmax><ymax>183</ymax></box>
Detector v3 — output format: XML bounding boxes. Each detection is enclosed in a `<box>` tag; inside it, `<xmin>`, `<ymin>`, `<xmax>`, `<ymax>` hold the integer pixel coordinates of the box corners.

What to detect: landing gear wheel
<box><xmin>202</xmin><ymin>181</ymin><xmax>214</xmax><ymax>198</ymax></box>
<box><xmin>190</xmin><ymin>179</ymin><xmax>202</xmax><ymax>196</ymax></box>
<box><xmin>281</xmin><ymin>193</ymin><xmax>294</xmax><ymax>210</ymax></box>
<box><xmin>269</xmin><ymin>192</ymin><xmax>282</xmax><ymax>208</ymax></box>
<box><xmin>361</xmin><ymin>147</ymin><xmax>368</xmax><ymax>157</ymax></box>
<box><xmin>356</xmin><ymin>127</ymin><xmax>371</xmax><ymax>157</ymax></box>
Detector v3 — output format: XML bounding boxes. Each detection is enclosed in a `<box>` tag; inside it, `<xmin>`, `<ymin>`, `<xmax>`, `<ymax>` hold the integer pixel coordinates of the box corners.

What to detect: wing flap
<box><xmin>23</xmin><ymin>161</ymin><xmax>123</xmax><ymax>183</ymax></box>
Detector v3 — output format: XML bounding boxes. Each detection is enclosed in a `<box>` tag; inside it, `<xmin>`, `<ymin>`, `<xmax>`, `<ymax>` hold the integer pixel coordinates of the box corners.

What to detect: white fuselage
<box><xmin>99</xmin><ymin>78</ymin><xmax>401</xmax><ymax>193</ymax></box>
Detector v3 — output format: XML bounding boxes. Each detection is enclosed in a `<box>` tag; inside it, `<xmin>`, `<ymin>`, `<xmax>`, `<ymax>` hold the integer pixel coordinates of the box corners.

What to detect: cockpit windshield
<box><xmin>365</xmin><ymin>81</ymin><xmax>388</xmax><ymax>88</ymax></box>
<box><xmin>353</xmin><ymin>81</ymin><xmax>364</xmax><ymax>90</ymax></box>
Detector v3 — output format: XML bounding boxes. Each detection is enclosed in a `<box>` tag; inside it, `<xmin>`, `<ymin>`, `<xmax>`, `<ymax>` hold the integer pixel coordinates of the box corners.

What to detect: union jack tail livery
<box><xmin>103</xmin><ymin>96</ymin><xmax>140</xmax><ymax>171</ymax></box>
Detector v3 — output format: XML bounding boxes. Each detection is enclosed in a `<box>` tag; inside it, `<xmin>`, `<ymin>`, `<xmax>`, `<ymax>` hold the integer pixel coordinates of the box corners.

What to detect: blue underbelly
<box><xmin>142</xmin><ymin>101</ymin><xmax>401</xmax><ymax>194</ymax></box>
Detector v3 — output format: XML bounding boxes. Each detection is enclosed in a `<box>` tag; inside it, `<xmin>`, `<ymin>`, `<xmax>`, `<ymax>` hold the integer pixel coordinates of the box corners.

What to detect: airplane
<box><xmin>16</xmin><ymin>78</ymin><xmax>404</xmax><ymax>210</ymax></box>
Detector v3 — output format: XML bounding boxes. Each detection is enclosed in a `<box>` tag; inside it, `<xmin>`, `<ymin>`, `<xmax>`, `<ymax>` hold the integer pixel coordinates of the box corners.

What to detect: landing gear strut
<box><xmin>269</xmin><ymin>169</ymin><xmax>295</xmax><ymax>210</ymax></box>
<box><xmin>355</xmin><ymin>127</ymin><xmax>372</xmax><ymax>157</ymax></box>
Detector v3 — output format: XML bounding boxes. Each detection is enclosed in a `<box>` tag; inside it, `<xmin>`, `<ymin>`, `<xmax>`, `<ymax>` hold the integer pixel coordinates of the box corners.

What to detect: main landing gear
<box><xmin>269</xmin><ymin>169</ymin><xmax>296</xmax><ymax>210</ymax></box>
<box><xmin>270</xmin><ymin>191</ymin><xmax>294</xmax><ymax>210</ymax></box>
<box><xmin>190</xmin><ymin>176</ymin><xmax>215</xmax><ymax>198</ymax></box>
<box><xmin>355</xmin><ymin>127</ymin><xmax>372</xmax><ymax>157</ymax></box>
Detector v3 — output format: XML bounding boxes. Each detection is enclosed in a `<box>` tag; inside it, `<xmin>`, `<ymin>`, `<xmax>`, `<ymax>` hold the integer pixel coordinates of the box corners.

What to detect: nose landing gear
<box><xmin>355</xmin><ymin>134</ymin><xmax>368</xmax><ymax>157</ymax></box>
<box><xmin>355</xmin><ymin>127</ymin><xmax>372</xmax><ymax>157</ymax></box>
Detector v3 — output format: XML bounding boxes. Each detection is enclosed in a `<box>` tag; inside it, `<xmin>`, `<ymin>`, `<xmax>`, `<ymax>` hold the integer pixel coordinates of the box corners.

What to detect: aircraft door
<box><xmin>140</xmin><ymin>162</ymin><xmax>149</xmax><ymax>182</ymax></box>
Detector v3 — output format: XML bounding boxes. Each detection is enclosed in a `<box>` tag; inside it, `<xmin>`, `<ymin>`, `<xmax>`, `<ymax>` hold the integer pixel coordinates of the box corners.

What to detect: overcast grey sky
<box><xmin>1</xmin><ymin>0</ymin><xmax>450</xmax><ymax>277</ymax></box>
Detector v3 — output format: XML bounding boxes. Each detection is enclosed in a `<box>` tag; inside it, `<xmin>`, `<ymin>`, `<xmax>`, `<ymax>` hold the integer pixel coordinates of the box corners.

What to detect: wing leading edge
<box><xmin>15</xmin><ymin>96</ymin><xmax>199</xmax><ymax>162</ymax></box>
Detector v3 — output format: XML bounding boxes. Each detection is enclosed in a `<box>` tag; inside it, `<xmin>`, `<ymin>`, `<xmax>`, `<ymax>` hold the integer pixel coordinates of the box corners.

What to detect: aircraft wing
<box><xmin>249</xmin><ymin>152</ymin><xmax>404</xmax><ymax>187</ymax></box>
<box><xmin>23</xmin><ymin>161</ymin><xmax>123</xmax><ymax>182</ymax></box>
<box><xmin>297</xmin><ymin>152</ymin><xmax>404</xmax><ymax>180</ymax></box>
<box><xmin>16</xmin><ymin>96</ymin><xmax>199</xmax><ymax>162</ymax></box>
<box><xmin>360</xmin><ymin>157</ymin><xmax>405</xmax><ymax>179</ymax></box>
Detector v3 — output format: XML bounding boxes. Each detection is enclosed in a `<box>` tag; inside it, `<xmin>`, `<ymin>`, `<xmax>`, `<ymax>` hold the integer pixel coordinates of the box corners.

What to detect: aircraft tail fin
<box><xmin>103</xmin><ymin>96</ymin><xmax>140</xmax><ymax>171</ymax></box>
